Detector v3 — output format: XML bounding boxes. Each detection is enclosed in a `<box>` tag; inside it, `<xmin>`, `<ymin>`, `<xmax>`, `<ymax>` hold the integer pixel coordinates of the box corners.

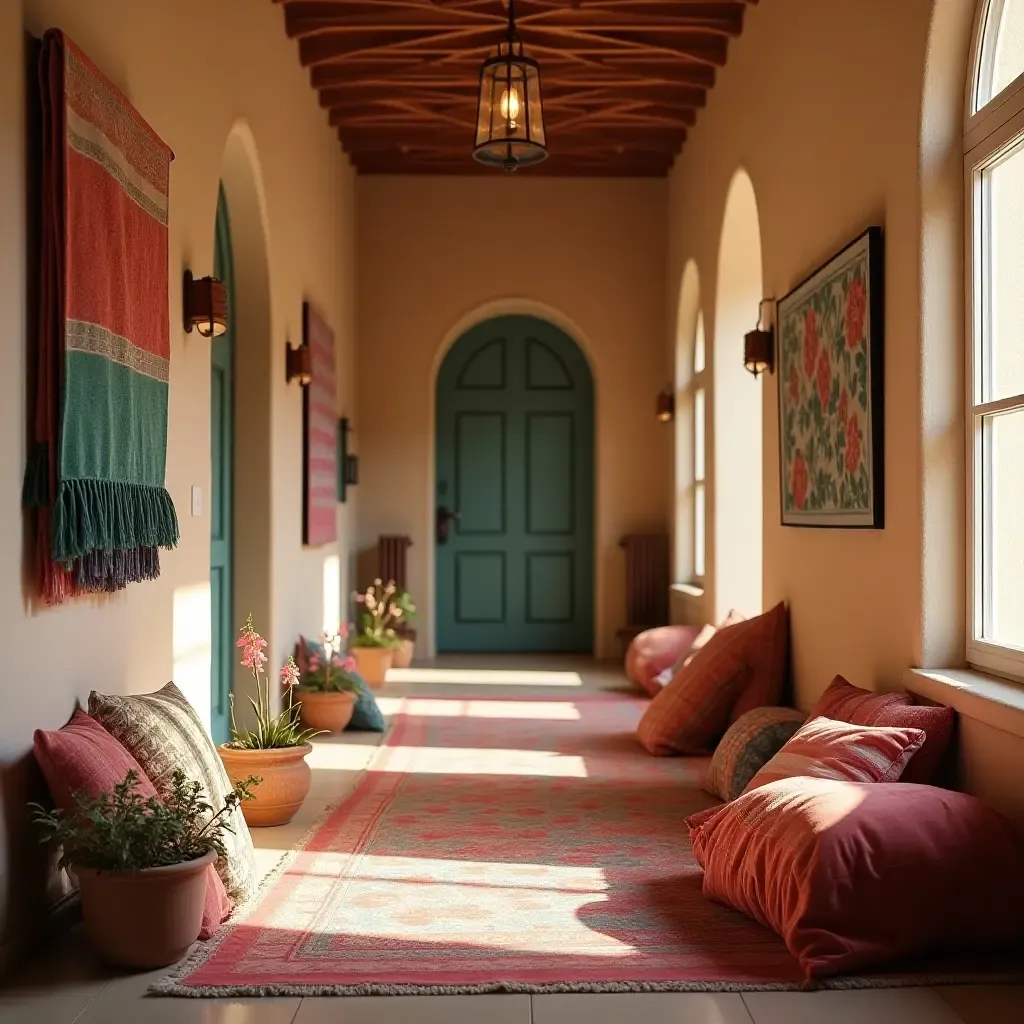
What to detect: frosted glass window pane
<box><xmin>694</xmin><ymin>388</ymin><xmax>706</xmax><ymax>482</ymax></box>
<box><xmin>694</xmin><ymin>483</ymin><xmax>706</xmax><ymax>580</ymax></box>
<box><xmin>984</xmin><ymin>407</ymin><xmax>1024</xmax><ymax>650</ymax></box>
<box><xmin>989</xmin><ymin>0</ymin><xmax>1024</xmax><ymax>103</ymax></box>
<box><xmin>694</xmin><ymin>313</ymin><xmax>706</xmax><ymax>374</ymax></box>
<box><xmin>986</xmin><ymin>137</ymin><xmax>1024</xmax><ymax>402</ymax></box>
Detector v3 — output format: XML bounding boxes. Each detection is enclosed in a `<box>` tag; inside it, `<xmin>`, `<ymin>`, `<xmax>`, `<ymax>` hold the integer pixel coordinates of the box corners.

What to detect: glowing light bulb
<box><xmin>500</xmin><ymin>87</ymin><xmax>521</xmax><ymax>128</ymax></box>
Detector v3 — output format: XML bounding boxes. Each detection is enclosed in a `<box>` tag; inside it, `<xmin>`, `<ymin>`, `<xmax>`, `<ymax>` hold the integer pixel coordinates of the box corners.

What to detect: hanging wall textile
<box><xmin>24</xmin><ymin>30</ymin><xmax>178</xmax><ymax>604</ymax></box>
<box><xmin>302</xmin><ymin>301</ymin><xmax>337</xmax><ymax>547</ymax></box>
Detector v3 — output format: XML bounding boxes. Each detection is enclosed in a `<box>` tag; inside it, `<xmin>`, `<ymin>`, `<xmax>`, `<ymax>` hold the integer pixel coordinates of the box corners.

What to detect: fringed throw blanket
<box><xmin>24</xmin><ymin>30</ymin><xmax>178</xmax><ymax>605</ymax></box>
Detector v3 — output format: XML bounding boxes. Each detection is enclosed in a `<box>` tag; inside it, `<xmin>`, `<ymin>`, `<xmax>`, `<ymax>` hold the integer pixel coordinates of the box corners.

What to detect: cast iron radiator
<box><xmin>620</xmin><ymin>533</ymin><xmax>670</xmax><ymax>633</ymax></box>
<box><xmin>377</xmin><ymin>535</ymin><xmax>412</xmax><ymax>590</ymax></box>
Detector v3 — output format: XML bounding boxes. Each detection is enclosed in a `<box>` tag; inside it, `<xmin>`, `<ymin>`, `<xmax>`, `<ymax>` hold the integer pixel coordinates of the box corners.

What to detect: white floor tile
<box><xmin>533</xmin><ymin>992</ymin><xmax>753</xmax><ymax>1024</ymax></box>
<box><xmin>742</xmin><ymin>988</ymin><xmax>965</xmax><ymax>1024</ymax></box>
<box><xmin>939</xmin><ymin>984</ymin><xmax>1024</xmax><ymax>1023</ymax></box>
<box><xmin>294</xmin><ymin>993</ymin><xmax>531</xmax><ymax>1023</ymax></box>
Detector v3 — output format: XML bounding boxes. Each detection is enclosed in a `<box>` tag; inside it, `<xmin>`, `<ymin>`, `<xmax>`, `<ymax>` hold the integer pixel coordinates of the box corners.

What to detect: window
<box><xmin>967</xmin><ymin>0</ymin><xmax>1024</xmax><ymax>678</ymax></box>
<box><xmin>692</xmin><ymin>314</ymin><xmax>707</xmax><ymax>582</ymax></box>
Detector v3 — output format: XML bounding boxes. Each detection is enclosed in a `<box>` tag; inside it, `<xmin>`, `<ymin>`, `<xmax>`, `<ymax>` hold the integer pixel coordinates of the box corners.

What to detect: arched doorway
<box><xmin>435</xmin><ymin>315</ymin><xmax>594</xmax><ymax>653</ymax></box>
<box><xmin>713</xmin><ymin>169</ymin><xmax>764</xmax><ymax>621</ymax></box>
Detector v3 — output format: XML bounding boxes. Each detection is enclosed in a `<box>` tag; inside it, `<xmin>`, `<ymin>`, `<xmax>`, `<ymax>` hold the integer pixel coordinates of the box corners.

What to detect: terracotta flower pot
<box><xmin>217</xmin><ymin>743</ymin><xmax>312</xmax><ymax>828</ymax></box>
<box><xmin>391</xmin><ymin>638</ymin><xmax>415</xmax><ymax>669</ymax></box>
<box><xmin>76</xmin><ymin>848</ymin><xmax>215</xmax><ymax>969</ymax></box>
<box><xmin>297</xmin><ymin>689</ymin><xmax>357</xmax><ymax>733</ymax></box>
<box><xmin>352</xmin><ymin>646</ymin><xmax>393</xmax><ymax>688</ymax></box>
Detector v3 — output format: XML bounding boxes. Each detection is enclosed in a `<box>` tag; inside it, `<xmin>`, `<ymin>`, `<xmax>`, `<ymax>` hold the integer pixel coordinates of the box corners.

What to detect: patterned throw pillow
<box><xmin>88</xmin><ymin>682</ymin><xmax>258</xmax><ymax>904</ymax></box>
<box><xmin>741</xmin><ymin>716</ymin><xmax>926</xmax><ymax>795</ymax></box>
<box><xmin>704</xmin><ymin>706</ymin><xmax>807</xmax><ymax>802</ymax></box>
<box><xmin>296</xmin><ymin>637</ymin><xmax>385</xmax><ymax>733</ymax></box>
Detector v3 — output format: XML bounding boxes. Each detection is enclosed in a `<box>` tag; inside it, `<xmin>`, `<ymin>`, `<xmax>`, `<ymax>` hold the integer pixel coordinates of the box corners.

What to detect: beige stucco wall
<box><xmin>668</xmin><ymin>0</ymin><xmax>971</xmax><ymax>709</ymax></box>
<box><xmin>0</xmin><ymin>0</ymin><xmax>355</xmax><ymax>952</ymax></box>
<box><xmin>355</xmin><ymin>176</ymin><xmax>670</xmax><ymax>660</ymax></box>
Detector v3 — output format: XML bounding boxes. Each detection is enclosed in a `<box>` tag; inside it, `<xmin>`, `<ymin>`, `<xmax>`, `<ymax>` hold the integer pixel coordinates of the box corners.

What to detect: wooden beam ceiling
<box><xmin>273</xmin><ymin>0</ymin><xmax>757</xmax><ymax>176</ymax></box>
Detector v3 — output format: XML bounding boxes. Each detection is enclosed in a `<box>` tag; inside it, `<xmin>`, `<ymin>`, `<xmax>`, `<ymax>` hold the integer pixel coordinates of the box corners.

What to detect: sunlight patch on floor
<box><xmin>372</xmin><ymin>745</ymin><xmax>588</xmax><ymax>777</ymax></box>
<box><xmin>401</xmin><ymin>697</ymin><xmax>582</xmax><ymax>721</ymax></box>
<box><xmin>387</xmin><ymin>667</ymin><xmax>585</xmax><ymax>687</ymax></box>
<box><xmin>305</xmin><ymin>741</ymin><xmax>382</xmax><ymax>772</ymax></box>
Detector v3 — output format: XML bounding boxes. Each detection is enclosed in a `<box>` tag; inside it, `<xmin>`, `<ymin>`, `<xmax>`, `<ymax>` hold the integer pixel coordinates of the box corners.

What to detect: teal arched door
<box><xmin>210</xmin><ymin>187</ymin><xmax>235</xmax><ymax>742</ymax></box>
<box><xmin>436</xmin><ymin>316</ymin><xmax>594</xmax><ymax>653</ymax></box>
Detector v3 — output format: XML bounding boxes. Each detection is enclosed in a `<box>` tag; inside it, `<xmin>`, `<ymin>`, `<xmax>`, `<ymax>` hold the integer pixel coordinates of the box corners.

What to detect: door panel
<box><xmin>436</xmin><ymin>316</ymin><xmax>593</xmax><ymax>653</ymax></box>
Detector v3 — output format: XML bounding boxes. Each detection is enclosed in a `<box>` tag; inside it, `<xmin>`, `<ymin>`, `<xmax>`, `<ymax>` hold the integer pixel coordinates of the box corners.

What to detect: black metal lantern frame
<box><xmin>473</xmin><ymin>0</ymin><xmax>547</xmax><ymax>171</ymax></box>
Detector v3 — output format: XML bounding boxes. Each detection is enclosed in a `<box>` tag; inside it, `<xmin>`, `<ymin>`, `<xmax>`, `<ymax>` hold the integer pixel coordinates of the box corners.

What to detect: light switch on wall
<box><xmin>191</xmin><ymin>485</ymin><xmax>203</xmax><ymax>517</ymax></box>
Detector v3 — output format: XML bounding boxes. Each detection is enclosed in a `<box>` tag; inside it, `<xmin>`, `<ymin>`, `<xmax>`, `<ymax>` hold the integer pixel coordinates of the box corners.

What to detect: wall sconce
<box><xmin>183</xmin><ymin>270</ymin><xmax>228</xmax><ymax>337</ymax></box>
<box><xmin>656</xmin><ymin>387</ymin><xmax>675</xmax><ymax>423</ymax></box>
<box><xmin>744</xmin><ymin>298</ymin><xmax>776</xmax><ymax>379</ymax></box>
<box><xmin>285</xmin><ymin>342</ymin><xmax>313</xmax><ymax>386</ymax></box>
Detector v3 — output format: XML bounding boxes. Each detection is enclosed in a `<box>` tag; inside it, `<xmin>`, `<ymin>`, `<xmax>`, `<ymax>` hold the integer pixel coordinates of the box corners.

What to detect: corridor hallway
<box><xmin>1</xmin><ymin>660</ymin><xmax>1017</xmax><ymax>1024</ymax></box>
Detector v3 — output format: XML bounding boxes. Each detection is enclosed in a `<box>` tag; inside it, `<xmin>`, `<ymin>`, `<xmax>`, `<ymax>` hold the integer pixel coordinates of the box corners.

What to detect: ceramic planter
<box><xmin>297</xmin><ymin>689</ymin><xmax>357</xmax><ymax>733</ymax></box>
<box><xmin>217</xmin><ymin>743</ymin><xmax>312</xmax><ymax>827</ymax></box>
<box><xmin>76</xmin><ymin>848</ymin><xmax>215</xmax><ymax>969</ymax></box>
<box><xmin>392</xmin><ymin>638</ymin><xmax>415</xmax><ymax>669</ymax></box>
<box><xmin>352</xmin><ymin>646</ymin><xmax>393</xmax><ymax>688</ymax></box>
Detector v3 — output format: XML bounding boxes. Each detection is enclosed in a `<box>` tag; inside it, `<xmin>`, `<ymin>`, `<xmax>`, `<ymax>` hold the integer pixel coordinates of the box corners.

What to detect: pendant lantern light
<box><xmin>473</xmin><ymin>0</ymin><xmax>547</xmax><ymax>171</ymax></box>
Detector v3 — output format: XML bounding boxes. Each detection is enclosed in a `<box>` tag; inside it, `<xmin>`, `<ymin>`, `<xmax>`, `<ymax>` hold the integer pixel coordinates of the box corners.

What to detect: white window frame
<box><xmin>691</xmin><ymin>314</ymin><xmax>707</xmax><ymax>587</ymax></box>
<box><xmin>964</xmin><ymin>0</ymin><xmax>1024</xmax><ymax>681</ymax></box>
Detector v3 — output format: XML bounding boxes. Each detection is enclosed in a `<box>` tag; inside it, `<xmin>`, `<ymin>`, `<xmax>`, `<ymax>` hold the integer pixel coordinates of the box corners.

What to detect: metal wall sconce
<box><xmin>337</xmin><ymin>417</ymin><xmax>359</xmax><ymax>502</ymax></box>
<box><xmin>286</xmin><ymin>341</ymin><xmax>313</xmax><ymax>386</ymax></box>
<box><xmin>744</xmin><ymin>298</ymin><xmax>776</xmax><ymax>379</ymax></box>
<box><xmin>656</xmin><ymin>387</ymin><xmax>675</xmax><ymax>423</ymax></box>
<box><xmin>183</xmin><ymin>270</ymin><xmax>228</xmax><ymax>337</ymax></box>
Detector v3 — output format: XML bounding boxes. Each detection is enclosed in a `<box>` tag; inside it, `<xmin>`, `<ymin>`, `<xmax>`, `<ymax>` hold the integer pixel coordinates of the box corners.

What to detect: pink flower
<box><xmin>845</xmin><ymin>275</ymin><xmax>866</xmax><ymax>349</ymax></box>
<box><xmin>331</xmin><ymin>654</ymin><xmax>345</xmax><ymax>669</ymax></box>
<box><xmin>308</xmin><ymin>654</ymin><xmax>321</xmax><ymax>670</ymax></box>
<box><xmin>845</xmin><ymin>412</ymin><xmax>862</xmax><ymax>475</ymax></box>
<box><xmin>237</xmin><ymin>616</ymin><xmax>268</xmax><ymax>669</ymax></box>
<box><xmin>816</xmin><ymin>349</ymin><xmax>831</xmax><ymax>410</ymax></box>
<box><xmin>803</xmin><ymin>308</ymin><xmax>819</xmax><ymax>378</ymax></box>
<box><xmin>388</xmin><ymin>603</ymin><xmax>400</xmax><ymax>617</ymax></box>
<box><xmin>343</xmin><ymin>656</ymin><xmax>357</xmax><ymax>674</ymax></box>
<box><xmin>791</xmin><ymin>451</ymin><xmax>809</xmax><ymax>510</ymax></box>
<box><xmin>280</xmin><ymin>658</ymin><xmax>300</xmax><ymax>688</ymax></box>
<box><xmin>338</xmin><ymin>622</ymin><xmax>350</xmax><ymax>640</ymax></box>
<box><xmin>353</xmin><ymin>592</ymin><xmax>366</xmax><ymax>604</ymax></box>
<box><xmin>838</xmin><ymin>387</ymin><xmax>848</xmax><ymax>425</ymax></box>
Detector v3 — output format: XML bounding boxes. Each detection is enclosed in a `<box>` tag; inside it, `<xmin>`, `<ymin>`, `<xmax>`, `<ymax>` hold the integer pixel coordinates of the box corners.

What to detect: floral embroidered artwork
<box><xmin>778</xmin><ymin>228</ymin><xmax>884</xmax><ymax>528</ymax></box>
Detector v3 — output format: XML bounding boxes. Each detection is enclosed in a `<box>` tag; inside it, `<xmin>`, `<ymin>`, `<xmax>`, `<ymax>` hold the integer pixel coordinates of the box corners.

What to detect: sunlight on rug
<box><xmin>387</xmin><ymin>667</ymin><xmax>585</xmax><ymax>687</ymax></box>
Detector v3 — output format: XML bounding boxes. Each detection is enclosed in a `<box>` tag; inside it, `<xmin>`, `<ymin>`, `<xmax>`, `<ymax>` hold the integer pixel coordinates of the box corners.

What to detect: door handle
<box><xmin>437</xmin><ymin>506</ymin><xmax>461</xmax><ymax>545</ymax></box>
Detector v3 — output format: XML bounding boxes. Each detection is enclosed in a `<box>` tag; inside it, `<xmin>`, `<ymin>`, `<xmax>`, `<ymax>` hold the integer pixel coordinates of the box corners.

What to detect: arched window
<box><xmin>692</xmin><ymin>313</ymin><xmax>707</xmax><ymax>582</ymax></box>
<box><xmin>966</xmin><ymin>0</ymin><xmax>1024</xmax><ymax>677</ymax></box>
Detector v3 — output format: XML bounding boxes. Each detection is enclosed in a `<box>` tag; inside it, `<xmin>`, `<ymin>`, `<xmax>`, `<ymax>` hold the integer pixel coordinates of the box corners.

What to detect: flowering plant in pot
<box><xmin>30</xmin><ymin>769</ymin><xmax>256</xmax><ymax>968</ymax></box>
<box><xmin>391</xmin><ymin>589</ymin><xmax>417</xmax><ymax>668</ymax></box>
<box><xmin>294</xmin><ymin>626</ymin><xmax>361</xmax><ymax>733</ymax></box>
<box><xmin>351</xmin><ymin>579</ymin><xmax>404</xmax><ymax>687</ymax></box>
<box><xmin>218</xmin><ymin>615</ymin><xmax>324</xmax><ymax>827</ymax></box>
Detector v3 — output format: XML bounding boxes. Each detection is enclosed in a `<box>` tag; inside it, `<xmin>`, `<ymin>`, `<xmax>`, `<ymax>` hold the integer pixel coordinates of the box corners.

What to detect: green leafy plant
<box><xmin>30</xmin><ymin>769</ymin><xmax>258</xmax><ymax>873</ymax></box>
<box><xmin>393</xmin><ymin>589</ymin><xmax>417</xmax><ymax>638</ymax></box>
<box><xmin>301</xmin><ymin>627</ymin><xmax>360</xmax><ymax>693</ymax></box>
<box><xmin>351</xmin><ymin>579</ymin><xmax>404</xmax><ymax>650</ymax></box>
<box><xmin>228</xmin><ymin>615</ymin><xmax>325</xmax><ymax>748</ymax></box>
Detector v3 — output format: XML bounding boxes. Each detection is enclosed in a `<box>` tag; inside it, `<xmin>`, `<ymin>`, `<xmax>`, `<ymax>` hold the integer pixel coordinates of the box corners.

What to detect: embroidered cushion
<box><xmin>296</xmin><ymin>637</ymin><xmax>385</xmax><ymax>732</ymax></box>
<box><xmin>727</xmin><ymin>601</ymin><xmax>790</xmax><ymax>723</ymax></box>
<box><xmin>686</xmin><ymin>777</ymin><xmax>1024</xmax><ymax>979</ymax></box>
<box><xmin>741</xmin><ymin>716</ymin><xmax>925</xmax><ymax>794</ymax></box>
<box><xmin>88</xmin><ymin>682</ymin><xmax>257</xmax><ymax>905</ymax></box>
<box><xmin>808</xmin><ymin>674</ymin><xmax>955</xmax><ymax>785</ymax></box>
<box><xmin>704</xmin><ymin>706</ymin><xmax>807</xmax><ymax>802</ymax></box>
<box><xmin>625</xmin><ymin>625</ymin><xmax>701</xmax><ymax>696</ymax></box>
<box><xmin>34</xmin><ymin>709</ymin><xmax>230</xmax><ymax>938</ymax></box>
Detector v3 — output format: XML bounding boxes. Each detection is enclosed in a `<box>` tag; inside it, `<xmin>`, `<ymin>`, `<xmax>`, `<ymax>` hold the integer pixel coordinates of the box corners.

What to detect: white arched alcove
<box><xmin>674</xmin><ymin>260</ymin><xmax>703</xmax><ymax>586</ymax></box>
<box><xmin>713</xmin><ymin>169</ymin><xmax>764</xmax><ymax>621</ymax></box>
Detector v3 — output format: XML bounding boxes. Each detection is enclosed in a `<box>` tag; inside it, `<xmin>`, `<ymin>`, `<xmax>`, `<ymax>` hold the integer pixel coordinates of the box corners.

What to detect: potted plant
<box><xmin>351</xmin><ymin>579</ymin><xmax>404</xmax><ymax>688</ymax></box>
<box><xmin>296</xmin><ymin>626</ymin><xmax>361</xmax><ymax>732</ymax></box>
<box><xmin>30</xmin><ymin>769</ymin><xmax>256</xmax><ymax>969</ymax></box>
<box><xmin>392</xmin><ymin>589</ymin><xmax>417</xmax><ymax>668</ymax></box>
<box><xmin>218</xmin><ymin>615</ymin><xmax>324</xmax><ymax>827</ymax></box>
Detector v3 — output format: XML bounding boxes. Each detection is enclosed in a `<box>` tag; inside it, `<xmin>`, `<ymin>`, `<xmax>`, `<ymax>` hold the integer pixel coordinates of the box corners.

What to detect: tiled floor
<box><xmin>1</xmin><ymin>658</ymin><xmax>1020</xmax><ymax>1024</ymax></box>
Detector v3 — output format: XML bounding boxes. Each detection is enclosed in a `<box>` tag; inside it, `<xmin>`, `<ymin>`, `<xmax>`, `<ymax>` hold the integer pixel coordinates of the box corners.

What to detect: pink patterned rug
<box><xmin>153</xmin><ymin>692</ymin><xmax>1023</xmax><ymax>996</ymax></box>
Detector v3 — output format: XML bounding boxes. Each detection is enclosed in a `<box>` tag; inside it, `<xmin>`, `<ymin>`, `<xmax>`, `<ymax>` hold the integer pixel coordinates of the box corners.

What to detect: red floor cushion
<box><xmin>625</xmin><ymin>625</ymin><xmax>701</xmax><ymax>696</ymax></box>
<box><xmin>33</xmin><ymin>709</ymin><xmax>230</xmax><ymax>940</ymax></box>
<box><xmin>728</xmin><ymin>601</ymin><xmax>790</xmax><ymax>723</ymax></box>
<box><xmin>687</xmin><ymin>776</ymin><xmax>1024</xmax><ymax>979</ymax></box>
<box><xmin>808</xmin><ymin>674</ymin><xmax>955</xmax><ymax>785</ymax></box>
<box><xmin>741</xmin><ymin>715</ymin><xmax>925</xmax><ymax>794</ymax></box>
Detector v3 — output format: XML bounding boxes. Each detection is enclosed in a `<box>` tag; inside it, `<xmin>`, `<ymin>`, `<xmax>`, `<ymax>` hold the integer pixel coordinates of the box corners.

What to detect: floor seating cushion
<box><xmin>705</xmin><ymin>706</ymin><xmax>807</xmax><ymax>802</ymax></box>
<box><xmin>636</xmin><ymin>603</ymin><xmax>788</xmax><ymax>756</ymax></box>
<box><xmin>625</xmin><ymin>625</ymin><xmax>701</xmax><ymax>696</ymax></box>
<box><xmin>741</xmin><ymin>715</ymin><xmax>925</xmax><ymax>794</ymax></box>
<box><xmin>88</xmin><ymin>682</ymin><xmax>258</xmax><ymax>905</ymax></box>
<box><xmin>33</xmin><ymin>708</ymin><xmax>231</xmax><ymax>938</ymax></box>
<box><xmin>296</xmin><ymin>636</ymin><xmax>385</xmax><ymax>732</ymax></box>
<box><xmin>687</xmin><ymin>776</ymin><xmax>1024</xmax><ymax>979</ymax></box>
<box><xmin>808</xmin><ymin>674</ymin><xmax>955</xmax><ymax>785</ymax></box>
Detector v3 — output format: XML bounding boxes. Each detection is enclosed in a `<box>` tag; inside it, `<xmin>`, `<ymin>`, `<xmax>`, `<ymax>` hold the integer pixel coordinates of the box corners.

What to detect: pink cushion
<box><xmin>687</xmin><ymin>777</ymin><xmax>1024</xmax><ymax>979</ymax></box>
<box><xmin>33</xmin><ymin>709</ymin><xmax>231</xmax><ymax>940</ymax></box>
<box><xmin>808</xmin><ymin>675</ymin><xmax>955</xmax><ymax>785</ymax></box>
<box><xmin>625</xmin><ymin>625</ymin><xmax>701</xmax><ymax>696</ymax></box>
<box><xmin>741</xmin><ymin>716</ymin><xmax>925</xmax><ymax>794</ymax></box>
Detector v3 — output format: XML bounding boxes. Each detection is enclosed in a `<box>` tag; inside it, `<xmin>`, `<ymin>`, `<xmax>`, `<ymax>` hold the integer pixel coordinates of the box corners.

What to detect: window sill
<box><xmin>904</xmin><ymin>667</ymin><xmax>1024</xmax><ymax>741</ymax></box>
<box><xmin>671</xmin><ymin>583</ymin><xmax>705</xmax><ymax>599</ymax></box>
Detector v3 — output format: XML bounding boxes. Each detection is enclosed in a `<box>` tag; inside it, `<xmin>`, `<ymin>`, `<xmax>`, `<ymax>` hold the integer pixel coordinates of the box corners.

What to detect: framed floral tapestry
<box><xmin>302</xmin><ymin>301</ymin><xmax>338</xmax><ymax>546</ymax></box>
<box><xmin>777</xmin><ymin>227</ymin><xmax>884</xmax><ymax>528</ymax></box>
